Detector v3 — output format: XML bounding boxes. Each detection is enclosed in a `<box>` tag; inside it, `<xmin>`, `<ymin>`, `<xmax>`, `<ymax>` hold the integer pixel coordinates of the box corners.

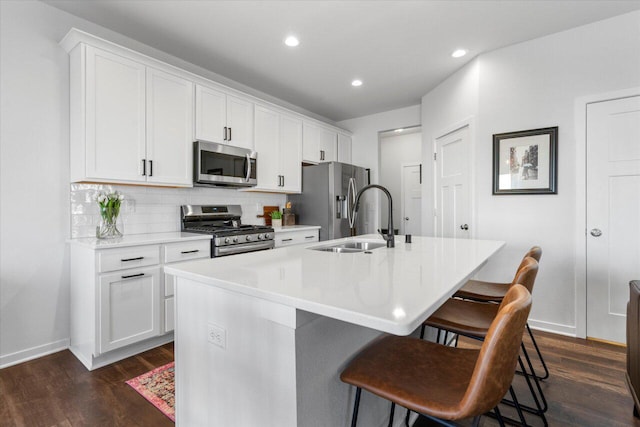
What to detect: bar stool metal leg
<box><xmin>526</xmin><ymin>323</ymin><xmax>550</xmax><ymax>380</ymax></box>
<box><xmin>351</xmin><ymin>387</ymin><xmax>362</xmax><ymax>427</ymax></box>
<box><xmin>388</xmin><ymin>402</ymin><xmax>396</xmax><ymax>427</ymax></box>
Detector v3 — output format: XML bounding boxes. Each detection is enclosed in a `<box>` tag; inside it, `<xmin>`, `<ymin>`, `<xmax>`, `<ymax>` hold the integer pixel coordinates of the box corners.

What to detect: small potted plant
<box><xmin>270</xmin><ymin>210</ymin><xmax>282</xmax><ymax>228</ymax></box>
<box><xmin>96</xmin><ymin>190</ymin><xmax>124</xmax><ymax>239</ymax></box>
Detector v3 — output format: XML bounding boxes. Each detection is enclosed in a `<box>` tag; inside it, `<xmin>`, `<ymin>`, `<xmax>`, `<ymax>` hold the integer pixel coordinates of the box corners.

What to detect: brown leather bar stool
<box><xmin>453</xmin><ymin>246</ymin><xmax>548</xmax><ymax>381</ymax></box>
<box><xmin>423</xmin><ymin>257</ymin><xmax>547</xmax><ymax>426</ymax></box>
<box><xmin>341</xmin><ymin>285</ymin><xmax>532</xmax><ymax>427</ymax></box>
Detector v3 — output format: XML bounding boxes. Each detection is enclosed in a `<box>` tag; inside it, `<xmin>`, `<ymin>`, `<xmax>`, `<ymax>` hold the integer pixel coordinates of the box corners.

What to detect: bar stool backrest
<box><xmin>457</xmin><ymin>284</ymin><xmax>532</xmax><ymax>417</ymax></box>
<box><xmin>513</xmin><ymin>246</ymin><xmax>542</xmax><ymax>278</ymax></box>
<box><xmin>510</xmin><ymin>257</ymin><xmax>539</xmax><ymax>294</ymax></box>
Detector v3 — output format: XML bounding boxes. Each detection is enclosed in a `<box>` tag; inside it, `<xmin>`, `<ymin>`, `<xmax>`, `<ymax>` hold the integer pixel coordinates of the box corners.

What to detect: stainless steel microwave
<box><xmin>194</xmin><ymin>140</ymin><xmax>257</xmax><ymax>187</ymax></box>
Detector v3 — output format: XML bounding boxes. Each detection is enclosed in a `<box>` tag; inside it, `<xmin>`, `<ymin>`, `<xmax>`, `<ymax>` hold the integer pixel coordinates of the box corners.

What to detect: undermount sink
<box><xmin>310</xmin><ymin>240</ymin><xmax>387</xmax><ymax>253</ymax></box>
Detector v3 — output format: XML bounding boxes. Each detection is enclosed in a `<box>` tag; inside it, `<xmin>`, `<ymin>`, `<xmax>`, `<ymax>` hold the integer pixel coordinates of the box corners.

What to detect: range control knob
<box><xmin>257</xmin><ymin>234</ymin><xmax>264</xmax><ymax>240</ymax></box>
<box><xmin>233</xmin><ymin>236</ymin><xmax>239</xmax><ymax>243</ymax></box>
<box><xmin>224</xmin><ymin>237</ymin><xmax>230</xmax><ymax>244</ymax></box>
<box><xmin>264</xmin><ymin>233</ymin><xmax>271</xmax><ymax>240</ymax></box>
<box><xmin>246</xmin><ymin>235</ymin><xmax>253</xmax><ymax>242</ymax></box>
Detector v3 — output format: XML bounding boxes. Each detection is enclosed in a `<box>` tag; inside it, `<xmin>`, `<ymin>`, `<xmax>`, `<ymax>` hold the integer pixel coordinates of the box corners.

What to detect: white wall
<box><xmin>379</xmin><ymin>131</ymin><xmax>422</xmax><ymax>232</ymax></box>
<box><xmin>0</xmin><ymin>1</ymin><xmax>287</xmax><ymax>367</ymax></box>
<box><xmin>421</xmin><ymin>11</ymin><xmax>640</xmax><ymax>336</ymax></box>
<box><xmin>338</xmin><ymin>105</ymin><xmax>421</xmax><ymax>233</ymax></box>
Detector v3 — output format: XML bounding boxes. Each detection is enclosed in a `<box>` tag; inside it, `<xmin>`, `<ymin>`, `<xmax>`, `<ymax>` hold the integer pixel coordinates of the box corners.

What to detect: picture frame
<box><xmin>492</xmin><ymin>126</ymin><xmax>558</xmax><ymax>195</ymax></box>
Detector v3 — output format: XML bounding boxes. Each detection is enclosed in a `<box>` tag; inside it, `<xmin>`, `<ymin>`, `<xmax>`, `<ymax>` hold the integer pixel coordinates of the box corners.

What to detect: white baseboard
<box><xmin>528</xmin><ymin>319</ymin><xmax>576</xmax><ymax>337</ymax></box>
<box><xmin>0</xmin><ymin>338</ymin><xmax>70</xmax><ymax>369</ymax></box>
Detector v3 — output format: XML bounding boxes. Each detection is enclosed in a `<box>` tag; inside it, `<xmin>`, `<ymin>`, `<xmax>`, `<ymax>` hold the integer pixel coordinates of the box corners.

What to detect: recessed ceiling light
<box><xmin>284</xmin><ymin>36</ymin><xmax>299</xmax><ymax>47</ymax></box>
<box><xmin>351</xmin><ymin>79</ymin><xmax>363</xmax><ymax>87</ymax></box>
<box><xmin>451</xmin><ymin>49</ymin><xmax>467</xmax><ymax>58</ymax></box>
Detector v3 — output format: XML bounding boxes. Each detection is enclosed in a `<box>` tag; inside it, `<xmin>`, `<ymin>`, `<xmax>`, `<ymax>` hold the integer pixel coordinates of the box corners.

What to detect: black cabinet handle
<box><xmin>180</xmin><ymin>250</ymin><xmax>199</xmax><ymax>254</ymax></box>
<box><xmin>149</xmin><ymin>160</ymin><xmax>153</xmax><ymax>177</ymax></box>
<box><xmin>282</xmin><ymin>238</ymin><xmax>293</xmax><ymax>242</ymax></box>
<box><xmin>142</xmin><ymin>159</ymin><xmax>146</xmax><ymax>176</ymax></box>
<box><xmin>228</xmin><ymin>127</ymin><xmax>232</xmax><ymax>141</ymax></box>
<box><xmin>121</xmin><ymin>256</ymin><xmax>144</xmax><ymax>262</ymax></box>
<box><xmin>281</xmin><ymin>175</ymin><xmax>285</xmax><ymax>187</ymax></box>
<box><xmin>224</xmin><ymin>126</ymin><xmax>228</xmax><ymax>141</ymax></box>
<box><xmin>305</xmin><ymin>236</ymin><xmax>315</xmax><ymax>239</ymax></box>
<box><xmin>419</xmin><ymin>164</ymin><xmax>422</xmax><ymax>184</ymax></box>
<box><xmin>121</xmin><ymin>273</ymin><xmax>145</xmax><ymax>279</ymax></box>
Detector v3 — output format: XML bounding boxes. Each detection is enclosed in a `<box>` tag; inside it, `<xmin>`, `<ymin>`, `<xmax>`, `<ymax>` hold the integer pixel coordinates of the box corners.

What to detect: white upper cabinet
<box><xmin>337</xmin><ymin>133</ymin><xmax>352</xmax><ymax>164</ymax></box>
<box><xmin>83</xmin><ymin>46</ymin><xmax>147</xmax><ymax>182</ymax></box>
<box><xmin>70</xmin><ymin>44</ymin><xmax>193</xmax><ymax>187</ymax></box>
<box><xmin>195</xmin><ymin>85</ymin><xmax>254</xmax><ymax>150</ymax></box>
<box><xmin>303</xmin><ymin>122</ymin><xmax>337</xmax><ymax>163</ymax></box>
<box><xmin>254</xmin><ymin>106</ymin><xmax>302</xmax><ymax>193</ymax></box>
<box><xmin>146</xmin><ymin>67</ymin><xmax>194</xmax><ymax>186</ymax></box>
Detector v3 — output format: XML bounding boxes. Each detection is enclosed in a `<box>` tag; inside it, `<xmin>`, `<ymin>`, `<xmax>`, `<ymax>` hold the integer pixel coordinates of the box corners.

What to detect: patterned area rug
<box><xmin>126</xmin><ymin>362</ymin><xmax>175</xmax><ymax>421</ymax></box>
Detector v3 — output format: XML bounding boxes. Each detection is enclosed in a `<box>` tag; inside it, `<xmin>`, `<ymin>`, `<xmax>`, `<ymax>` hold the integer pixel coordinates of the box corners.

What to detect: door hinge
<box><xmin>433</xmin><ymin>153</ymin><xmax>437</xmax><ymax>161</ymax></box>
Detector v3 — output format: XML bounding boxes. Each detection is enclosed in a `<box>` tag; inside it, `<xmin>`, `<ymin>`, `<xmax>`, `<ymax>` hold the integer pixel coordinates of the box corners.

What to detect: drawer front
<box><xmin>164</xmin><ymin>240</ymin><xmax>210</xmax><ymax>263</ymax></box>
<box><xmin>275</xmin><ymin>230</ymin><xmax>319</xmax><ymax>247</ymax></box>
<box><xmin>98</xmin><ymin>245</ymin><xmax>160</xmax><ymax>273</ymax></box>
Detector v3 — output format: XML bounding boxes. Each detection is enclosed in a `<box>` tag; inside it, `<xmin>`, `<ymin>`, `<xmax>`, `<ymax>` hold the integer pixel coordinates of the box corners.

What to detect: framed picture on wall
<box><xmin>492</xmin><ymin>126</ymin><xmax>558</xmax><ymax>195</ymax></box>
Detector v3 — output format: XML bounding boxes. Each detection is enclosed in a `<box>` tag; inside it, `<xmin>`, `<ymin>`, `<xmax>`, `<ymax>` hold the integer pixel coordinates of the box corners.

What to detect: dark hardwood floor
<box><xmin>0</xmin><ymin>331</ymin><xmax>638</xmax><ymax>426</ymax></box>
<box><xmin>0</xmin><ymin>343</ymin><xmax>175</xmax><ymax>427</ymax></box>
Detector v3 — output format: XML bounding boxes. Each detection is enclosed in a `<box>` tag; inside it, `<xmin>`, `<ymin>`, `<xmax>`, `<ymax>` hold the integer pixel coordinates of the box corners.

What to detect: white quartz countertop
<box><xmin>272</xmin><ymin>225</ymin><xmax>321</xmax><ymax>233</ymax></box>
<box><xmin>165</xmin><ymin>234</ymin><xmax>504</xmax><ymax>335</ymax></box>
<box><xmin>68</xmin><ymin>232</ymin><xmax>211</xmax><ymax>249</ymax></box>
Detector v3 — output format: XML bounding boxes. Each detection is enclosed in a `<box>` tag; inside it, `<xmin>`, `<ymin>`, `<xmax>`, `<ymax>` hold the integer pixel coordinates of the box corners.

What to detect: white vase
<box><xmin>272</xmin><ymin>219</ymin><xmax>282</xmax><ymax>227</ymax></box>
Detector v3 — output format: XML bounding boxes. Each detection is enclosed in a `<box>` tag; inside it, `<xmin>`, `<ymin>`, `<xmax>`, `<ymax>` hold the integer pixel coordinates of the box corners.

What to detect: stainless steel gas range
<box><xmin>180</xmin><ymin>205</ymin><xmax>275</xmax><ymax>257</ymax></box>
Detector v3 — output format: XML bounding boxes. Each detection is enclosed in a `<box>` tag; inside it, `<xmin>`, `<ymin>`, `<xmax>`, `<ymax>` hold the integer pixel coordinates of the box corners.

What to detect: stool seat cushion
<box><xmin>424</xmin><ymin>299</ymin><xmax>499</xmax><ymax>338</ymax></box>
<box><xmin>340</xmin><ymin>335</ymin><xmax>480</xmax><ymax>419</ymax></box>
<box><xmin>454</xmin><ymin>279</ymin><xmax>508</xmax><ymax>302</ymax></box>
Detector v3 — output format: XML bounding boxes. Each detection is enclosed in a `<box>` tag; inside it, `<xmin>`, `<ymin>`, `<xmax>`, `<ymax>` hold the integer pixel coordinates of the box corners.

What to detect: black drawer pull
<box><xmin>121</xmin><ymin>256</ymin><xmax>144</xmax><ymax>262</ymax></box>
<box><xmin>282</xmin><ymin>238</ymin><xmax>293</xmax><ymax>242</ymax></box>
<box><xmin>181</xmin><ymin>250</ymin><xmax>200</xmax><ymax>254</ymax></box>
<box><xmin>305</xmin><ymin>236</ymin><xmax>316</xmax><ymax>239</ymax></box>
<box><xmin>121</xmin><ymin>273</ymin><xmax>145</xmax><ymax>279</ymax></box>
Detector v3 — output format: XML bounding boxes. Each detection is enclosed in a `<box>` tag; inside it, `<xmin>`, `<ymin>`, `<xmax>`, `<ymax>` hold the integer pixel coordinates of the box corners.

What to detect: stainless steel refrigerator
<box><xmin>288</xmin><ymin>162</ymin><xmax>369</xmax><ymax>241</ymax></box>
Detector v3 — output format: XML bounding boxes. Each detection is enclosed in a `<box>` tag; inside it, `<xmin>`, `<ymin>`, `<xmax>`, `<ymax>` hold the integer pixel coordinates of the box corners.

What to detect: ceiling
<box><xmin>44</xmin><ymin>1</ymin><xmax>640</xmax><ymax>122</ymax></box>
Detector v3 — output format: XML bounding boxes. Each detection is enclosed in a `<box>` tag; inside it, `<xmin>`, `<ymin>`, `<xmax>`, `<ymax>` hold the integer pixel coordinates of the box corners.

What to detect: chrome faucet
<box><xmin>352</xmin><ymin>184</ymin><xmax>395</xmax><ymax>248</ymax></box>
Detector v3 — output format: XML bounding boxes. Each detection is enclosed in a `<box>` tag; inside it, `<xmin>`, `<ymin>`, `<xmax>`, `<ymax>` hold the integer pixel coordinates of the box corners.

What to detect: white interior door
<box><xmin>435</xmin><ymin>126</ymin><xmax>471</xmax><ymax>238</ymax></box>
<box><xmin>586</xmin><ymin>95</ymin><xmax>640</xmax><ymax>344</ymax></box>
<box><xmin>401</xmin><ymin>163</ymin><xmax>422</xmax><ymax>235</ymax></box>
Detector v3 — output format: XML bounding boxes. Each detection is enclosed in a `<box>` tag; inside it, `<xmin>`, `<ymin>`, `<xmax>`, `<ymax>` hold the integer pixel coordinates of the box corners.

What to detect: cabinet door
<box><xmin>280</xmin><ymin>114</ymin><xmax>303</xmax><ymax>192</ymax></box>
<box><xmin>338</xmin><ymin>133</ymin><xmax>352</xmax><ymax>164</ymax></box>
<box><xmin>254</xmin><ymin>106</ymin><xmax>281</xmax><ymax>190</ymax></box>
<box><xmin>99</xmin><ymin>266</ymin><xmax>161</xmax><ymax>353</ymax></box>
<box><xmin>302</xmin><ymin>122</ymin><xmax>321</xmax><ymax>163</ymax></box>
<box><xmin>195</xmin><ymin>84</ymin><xmax>226</xmax><ymax>143</ymax></box>
<box><xmin>226</xmin><ymin>95</ymin><xmax>254</xmax><ymax>150</ymax></box>
<box><xmin>319</xmin><ymin>128</ymin><xmax>337</xmax><ymax>162</ymax></box>
<box><xmin>146</xmin><ymin>68</ymin><xmax>194</xmax><ymax>186</ymax></box>
<box><xmin>85</xmin><ymin>46</ymin><xmax>146</xmax><ymax>182</ymax></box>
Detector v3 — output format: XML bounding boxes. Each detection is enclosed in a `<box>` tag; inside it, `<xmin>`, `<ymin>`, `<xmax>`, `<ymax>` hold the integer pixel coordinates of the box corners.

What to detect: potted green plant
<box><xmin>270</xmin><ymin>210</ymin><xmax>283</xmax><ymax>227</ymax></box>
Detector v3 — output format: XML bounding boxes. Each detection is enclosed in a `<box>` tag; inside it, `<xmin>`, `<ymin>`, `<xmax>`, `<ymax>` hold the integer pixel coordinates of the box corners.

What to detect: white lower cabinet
<box><xmin>69</xmin><ymin>236</ymin><xmax>210</xmax><ymax>370</ymax></box>
<box><xmin>99</xmin><ymin>266</ymin><xmax>161</xmax><ymax>353</ymax></box>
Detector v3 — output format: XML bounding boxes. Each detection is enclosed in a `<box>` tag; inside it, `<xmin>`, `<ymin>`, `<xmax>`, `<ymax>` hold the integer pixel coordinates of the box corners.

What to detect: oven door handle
<box><xmin>245</xmin><ymin>154</ymin><xmax>252</xmax><ymax>182</ymax></box>
<box><xmin>214</xmin><ymin>240</ymin><xmax>274</xmax><ymax>257</ymax></box>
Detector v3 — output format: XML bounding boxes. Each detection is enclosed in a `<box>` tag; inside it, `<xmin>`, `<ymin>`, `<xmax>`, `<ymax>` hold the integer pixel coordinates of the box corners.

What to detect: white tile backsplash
<box><xmin>70</xmin><ymin>183</ymin><xmax>285</xmax><ymax>238</ymax></box>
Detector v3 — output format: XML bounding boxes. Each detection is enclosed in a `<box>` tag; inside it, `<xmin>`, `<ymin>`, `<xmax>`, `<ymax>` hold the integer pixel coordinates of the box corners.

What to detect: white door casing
<box><xmin>586</xmin><ymin>95</ymin><xmax>640</xmax><ymax>344</ymax></box>
<box><xmin>435</xmin><ymin>125</ymin><xmax>471</xmax><ymax>239</ymax></box>
<box><xmin>401</xmin><ymin>163</ymin><xmax>422</xmax><ymax>235</ymax></box>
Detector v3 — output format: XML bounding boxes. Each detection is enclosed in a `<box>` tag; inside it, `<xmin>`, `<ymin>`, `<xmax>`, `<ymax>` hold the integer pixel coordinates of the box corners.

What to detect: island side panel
<box><xmin>175</xmin><ymin>277</ymin><xmax>298</xmax><ymax>426</ymax></box>
<box><xmin>295</xmin><ymin>311</ymin><xmax>408</xmax><ymax>427</ymax></box>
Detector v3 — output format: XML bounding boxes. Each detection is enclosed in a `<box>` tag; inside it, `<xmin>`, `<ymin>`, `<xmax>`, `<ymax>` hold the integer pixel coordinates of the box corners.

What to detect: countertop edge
<box><xmin>67</xmin><ymin>232</ymin><xmax>212</xmax><ymax>249</ymax></box>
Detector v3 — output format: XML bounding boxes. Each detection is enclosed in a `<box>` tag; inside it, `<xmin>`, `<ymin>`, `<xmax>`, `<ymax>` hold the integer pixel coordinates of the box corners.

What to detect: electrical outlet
<box><xmin>207</xmin><ymin>323</ymin><xmax>226</xmax><ymax>349</ymax></box>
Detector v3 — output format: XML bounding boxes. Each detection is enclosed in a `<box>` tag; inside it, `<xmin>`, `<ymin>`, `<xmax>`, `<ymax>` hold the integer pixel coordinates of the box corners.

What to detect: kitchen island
<box><xmin>165</xmin><ymin>234</ymin><xmax>504</xmax><ymax>427</ymax></box>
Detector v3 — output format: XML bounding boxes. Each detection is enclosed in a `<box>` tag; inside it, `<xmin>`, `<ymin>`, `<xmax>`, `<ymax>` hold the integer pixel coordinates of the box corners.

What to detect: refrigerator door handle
<box><xmin>347</xmin><ymin>177</ymin><xmax>357</xmax><ymax>228</ymax></box>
